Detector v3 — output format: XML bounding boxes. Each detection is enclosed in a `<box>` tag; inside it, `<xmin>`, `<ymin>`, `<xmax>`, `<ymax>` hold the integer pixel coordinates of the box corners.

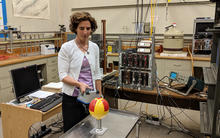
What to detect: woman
<box><xmin>58</xmin><ymin>11</ymin><xmax>102</xmax><ymax>132</ymax></box>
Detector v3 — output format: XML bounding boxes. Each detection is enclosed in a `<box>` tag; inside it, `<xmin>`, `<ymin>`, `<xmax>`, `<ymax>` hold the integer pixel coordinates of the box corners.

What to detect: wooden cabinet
<box><xmin>0</xmin><ymin>65</ymin><xmax>14</xmax><ymax>103</ymax></box>
<box><xmin>0</xmin><ymin>55</ymin><xmax>59</xmax><ymax>108</ymax></box>
<box><xmin>46</xmin><ymin>56</ymin><xmax>59</xmax><ymax>83</ymax></box>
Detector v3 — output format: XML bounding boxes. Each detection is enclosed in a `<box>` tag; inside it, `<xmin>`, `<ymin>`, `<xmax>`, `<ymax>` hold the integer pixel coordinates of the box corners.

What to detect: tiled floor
<box><xmin>0</xmin><ymin>99</ymin><xmax>203</xmax><ymax>138</ymax></box>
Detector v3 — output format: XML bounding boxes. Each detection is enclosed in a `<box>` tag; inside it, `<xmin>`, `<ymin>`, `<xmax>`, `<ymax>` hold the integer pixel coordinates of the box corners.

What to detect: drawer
<box><xmin>47</xmin><ymin>57</ymin><xmax>58</xmax><ymax>65</ymax></box>
<box><xmin>47</xmin><ymin>74</ymin><xmax>59</xmax><ymax>83</ymax></box>
<box><xmin>0</xmin><ymin>77</ymin><xmax>12</xmax><ymax>89</ymax></box>
<box><xmin>194</xmin><ymin>60</ymin><xmax>210</xmax><ymax>67</ymax></box>
<box><xmin>11</xmin><ymin>63</ymin><xmax>26</xmax><ymax>70</ymax></box>
<box><xmin>47</xmin><ymin>66</ymin><xmax>58</xmax><ymax>74</ymax></box>
<box><xmin>165</xmin><ymin>60</ymin><xmax>191</xmax><ymax>71</ymax></box>
<box><xmin>25</xmin><ymin>59</ymin><xmax>47</xmax><ymax>66</ymax></box>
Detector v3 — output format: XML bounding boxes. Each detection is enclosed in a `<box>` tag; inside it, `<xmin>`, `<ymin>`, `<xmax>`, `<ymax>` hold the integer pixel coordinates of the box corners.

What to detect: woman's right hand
<box><xmin>78</xmin><ymin>82</ymin><xmax>91</xmax><ymax>94</ymax></box>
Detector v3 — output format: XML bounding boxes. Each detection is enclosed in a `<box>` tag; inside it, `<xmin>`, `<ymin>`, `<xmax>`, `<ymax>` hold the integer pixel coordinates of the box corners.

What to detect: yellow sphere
<box><xmin>89</xmin><ymin>98</ymin><xmax>109</xmax><ymax>120</ymax></box>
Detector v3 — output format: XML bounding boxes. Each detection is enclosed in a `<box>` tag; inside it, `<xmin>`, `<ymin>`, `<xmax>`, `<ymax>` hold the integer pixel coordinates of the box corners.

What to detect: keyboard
<box><xmin>30</xmin><ymin>93</ymin><xmax>62</xmax><ymax>112</ymax></box>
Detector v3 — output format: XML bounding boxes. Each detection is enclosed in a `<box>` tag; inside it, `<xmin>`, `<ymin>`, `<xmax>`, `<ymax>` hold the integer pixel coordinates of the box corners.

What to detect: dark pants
<box><xmin>62</xmin><ymin>93</ymin><xmax>89</xmax><ymax>132</ymax></box>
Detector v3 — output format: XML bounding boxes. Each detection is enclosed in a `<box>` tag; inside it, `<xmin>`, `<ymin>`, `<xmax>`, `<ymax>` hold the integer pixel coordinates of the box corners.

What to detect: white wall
<box><xmin>5</xmin><ymin>0</ymin><xmax>63</xmax><ymax>32</ymax></box>
<box><xmin>5</xmin><ymin>0</ymin><xmax>216</xmax><ymax>34</ymax></box>
<box><xmin>63</xmin><ymin>0</ymin><xmax>215</xmax><ymax>34</ymax></box>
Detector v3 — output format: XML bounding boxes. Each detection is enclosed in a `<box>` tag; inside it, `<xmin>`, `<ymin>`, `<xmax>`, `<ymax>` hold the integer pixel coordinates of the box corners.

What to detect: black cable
<box><xmin>163</xmin><ymin>108</ymin><xmax>185</xmax><ymax>121</ymax></box>
<box><xmin>165</xmin><ymin>106</ymin><xmax>188</xmax><ymax>135</ymax></box>
<box><xmin>137</xmin><ymin>59</ymin><xmax>197</xmax><ymax>137</ymax></box>
<box><xmin>114</xmin><ymin>78</ymin><xmax>121</xmax><ymax>108</ymax></box>
<box><xmin>159</xmin><ymin>88</ymin><xmax>166</xmax><ymax>120</ymax></box>
<box><xmin>165</xmin><ymin>92</ymin><xmax>200</xmax><ymax>126</ymax></box>
<box><xmin>165</xmin><ymin>96</ymin><xmax>190</xmax><ymax>130</ymax></box>
<box><xmin>157</xmin><ymin>75</ymin><xmax>170</xmax><ymax>84</ymax></box>
<box><xmin>165</xmin><ymin>105</ymin><xmax>186</xmax><ymax>131</ymax></box>
<box><xmin>140</xmin><ymin>0</ymin><xmax>143</xmax><ymax>34</ymax></box>
<box><xmin>48</xmin><ymin>113</ymin><xmax>64</xmax><ymax>134</ymax></box>
<box><xmin>155</xmin><ymin>73</ymin><xmax>198</xmax><ymax>137</ymax></box>
<box><xmin>162</xmin><ymin>86</ymin><xmax>198</xmax><ymax>123</ymax></box>
<box><xmin>123</xmin><ymin>100</ymin><xmax>130</xmax><ymax>110</ymax></box>
<box><xmin>144</xmin><ymin>0</ymin><xmax>151</xmax><ymax>24</ymax></box>
<box><xmin>139</xmin><ymin>102</ymin><xmax>144</xmax><ymax>116</ymax></box>
<box><xmin>29</xmin><ymin>125</ymin><xmax>39</xmax><ymax>137</ymax></box>
<box><xmin>163</xmin><ymin>97</ymin><xmax>198</xmax><ymax>138</ymax></box>
<box><xmin>136</xmin><ymin>0</ymin><xmax>139</xmax><ymax>34</ymax></box>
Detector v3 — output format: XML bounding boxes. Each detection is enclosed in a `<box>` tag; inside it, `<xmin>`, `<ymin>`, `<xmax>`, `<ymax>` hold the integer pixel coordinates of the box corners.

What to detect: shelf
<box><xmin>0</xmin><ymin>41</ymin><xmax>8</xmax><ymax>44</ymax></box>
<box><xmin>208</xmin><ymin>99</ymin><xmax>215</xmax><ymax>128</ymax></box>
<box><xmin>200</xmin><ymin>101</ymin><xmax>220</xmax><ymax>136</ymax></box>
<box><xmin>207</xmin><ymin>28</ymin><xmax>220</xmax><ymax>33</ymax></box>
<box><xmin>194</xmin><ymin>49</ymin><xmax>211</xmax><ymax>51</ymax></box>
<box><xmin>0</xmin><ymin>37</ymin><xmax>61</xmax><ymax>45</ymax></box>
<box><xmin>203</xmin><ymin>66</ymin><xmax>216</xmax><ymax>85</ymax></box>
<box><xmin>201</xmin><ymin>2</ymin><xmax>220</xmax><ymax>137</ymax></box>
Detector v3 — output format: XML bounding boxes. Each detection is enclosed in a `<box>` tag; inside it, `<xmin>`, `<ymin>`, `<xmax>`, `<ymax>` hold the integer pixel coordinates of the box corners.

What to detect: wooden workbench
<box><xmin>103</xmin><ymin>85</ymin><xmax>207</xmax><ymax>110</ymax></box>
<box><xmin>154</xmin><ymin>53</ymin><xmax>210</xmax><ymax>61</ymax></box>
<box><xmin>0</xmin><ymin>53</ymin><xmax>58</xmax><ymax>67</ymax></box>
<box><xmin>107</xmin><ymin>52</ymin><xmax>211</xmax><ymax>61</ymax></box>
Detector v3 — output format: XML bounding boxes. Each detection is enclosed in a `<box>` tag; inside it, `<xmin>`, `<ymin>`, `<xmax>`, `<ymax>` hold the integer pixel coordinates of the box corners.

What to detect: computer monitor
<box><xmin>10</xmin><ymin>64</ymin><xmax>41</xmax><ymax>102</ymax></box>
<box><xmin>169</xmin><ymin>72</ymin><xmax>178</xmax><ymax>80</ymax></box>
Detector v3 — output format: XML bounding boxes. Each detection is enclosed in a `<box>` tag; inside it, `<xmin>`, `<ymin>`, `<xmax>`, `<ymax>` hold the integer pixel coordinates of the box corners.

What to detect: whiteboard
<box><xmin>12</xmin><ymin>0</ymin><xmax>50</xmax><ymax>19</ymax></box>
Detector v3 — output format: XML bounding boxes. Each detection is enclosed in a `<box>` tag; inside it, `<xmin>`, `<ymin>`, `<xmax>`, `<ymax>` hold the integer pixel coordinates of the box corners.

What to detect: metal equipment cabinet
<box><xmin>0</xmin><ymin>55</ymin><xmax>59</xmax><ymax>109</ymax></box>
<box><xmin>106</xmin><ymin>53</ymin><xmax>210</xmax><ymax>82</ymax></box>
<box><xmin>200</xmin><ymin>1</ymin><xmax>220</xmax><ymax>137</ymax></box>
<box><xmin>118</xmin><ymin>34</ymin><xmax>156</xmax><ymax>90</ymax></box>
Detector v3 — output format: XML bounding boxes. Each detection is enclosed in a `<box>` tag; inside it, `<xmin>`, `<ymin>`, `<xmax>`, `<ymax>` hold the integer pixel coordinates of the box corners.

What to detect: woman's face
<box><xmin>76</xmin><ymin>20</ymin><xmax>92</xmax><ymax>41</ymax></box>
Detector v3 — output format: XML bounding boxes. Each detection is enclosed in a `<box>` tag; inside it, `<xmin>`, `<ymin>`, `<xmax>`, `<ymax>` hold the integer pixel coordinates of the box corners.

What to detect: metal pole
<box><xmin>98</xmin><ymin>119</ymin><xmax>102</xmax><ymax>130</ymax></box>
<box><xmin>7</xmin><ymin>30</ymin><xmax>13</xmax><ymax>54</ymax></box>
<box><xmin>102</xmin><ymin>20</ymin><xmax>107</xmax><ymax>74</ymax></box>
<box><xmin>136</xmin><ymin>121</ymin><xmax>141</xmax><ymax>138</ymax></box>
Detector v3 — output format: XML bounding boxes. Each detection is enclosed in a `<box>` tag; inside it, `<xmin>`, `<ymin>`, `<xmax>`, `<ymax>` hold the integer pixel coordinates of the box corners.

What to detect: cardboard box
<box><xmin>40</xmin><ymin>44</ymin><xmax>55</xmax><ymax>55</ymax></box>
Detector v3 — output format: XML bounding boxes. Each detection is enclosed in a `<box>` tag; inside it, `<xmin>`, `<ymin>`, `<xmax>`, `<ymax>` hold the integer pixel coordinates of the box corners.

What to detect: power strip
<box><xmin>145</xmin><ymin>119</ymin><xmax>160</xmax><ymax>126</ymax></box>
<box><xmin>31</xmin><ymin>127</ymin><xmax>51</xmax><ymax>138</ymax></box>
<box><xmin>145</xmin><ymin>115</ymin><xmax>160</xmax><ymax>126</ymax></box>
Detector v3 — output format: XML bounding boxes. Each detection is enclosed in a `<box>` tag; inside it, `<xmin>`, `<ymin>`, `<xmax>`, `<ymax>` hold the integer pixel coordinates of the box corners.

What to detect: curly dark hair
<box><xmin>69</xmin><ymin>12</ymin><xmax>97</xmax><ymax>34</ymax></box>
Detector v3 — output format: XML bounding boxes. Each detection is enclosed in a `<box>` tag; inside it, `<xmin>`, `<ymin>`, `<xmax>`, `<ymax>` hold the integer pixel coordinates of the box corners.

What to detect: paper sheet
<box><xmin>28</xmin><ymin>90</ymin><xmax>54</xmax><ymax>98</ymax></box>
<box><xmin>160</xmin><ymin>52</ymin><xmax>188</xmax><ymax>57</ymax></box>
<box><xmin>43</xmin><ymin>82</ymin><xmax>63</xmax><ymax>89</ymax></box>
